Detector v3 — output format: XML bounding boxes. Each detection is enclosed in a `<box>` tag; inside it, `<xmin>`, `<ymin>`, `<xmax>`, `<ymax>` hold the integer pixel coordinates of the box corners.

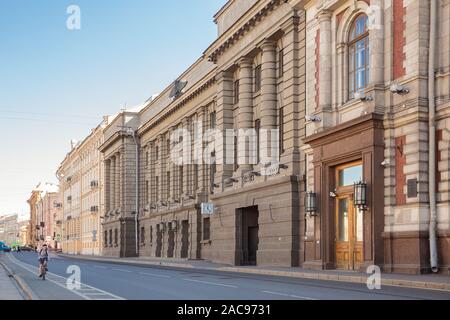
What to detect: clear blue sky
<box><xmin>0</xmin><ymin>0</ymin><xmax>226</xmax><ymax>218</ymax></box>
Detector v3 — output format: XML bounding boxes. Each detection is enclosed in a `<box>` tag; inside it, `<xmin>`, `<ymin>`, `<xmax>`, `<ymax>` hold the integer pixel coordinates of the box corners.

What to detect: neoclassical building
<box><xmin>57</xmin><ymin>119</ymin><xmax>108</xmax><ymax>256</ymax></box>
<box><xmin>298</xmin><ymin>0</ymin><xmax>450</xmax><ymax>274</ymax></box>
<box><xmin>97</xmin><ymin>0</ymin><xmax>450</xmax><ymax>274</ymax></box>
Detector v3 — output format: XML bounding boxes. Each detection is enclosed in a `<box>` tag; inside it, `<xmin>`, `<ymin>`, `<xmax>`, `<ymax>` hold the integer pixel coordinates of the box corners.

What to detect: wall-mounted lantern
<box><xmin>354</xmin><ymin>181</ymin><xmax>368</xmax><ymax>210</ymax></box>
<box><xmin>305</xmin><ymin>191</ymin><xmax>317</xmax><ymax>216</ymax></box>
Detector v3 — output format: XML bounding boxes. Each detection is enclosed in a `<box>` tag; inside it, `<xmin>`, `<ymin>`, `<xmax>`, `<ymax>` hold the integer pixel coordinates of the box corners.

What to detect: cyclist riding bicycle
<box><xmin>38</xmin><ymin>244</ymin><xmax>49</xmax><ymax>279</ymax></box>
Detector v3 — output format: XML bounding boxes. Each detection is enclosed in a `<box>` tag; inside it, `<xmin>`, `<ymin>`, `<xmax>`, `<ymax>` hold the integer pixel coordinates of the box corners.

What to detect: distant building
<box><xmin>27</xmin><ymin>183</ymin><xmax>60</xmax><ymax>249</ymax></box>
<box><xmin>57</xmin><ymin>118</ymin><xmax>109</xmax><ymax>256</ymax></box>
<box><xmin>18</xmin><ymin>220</ymin><xmax>30</xmax><ymax>247</ymax></box>
<box><xmin>0</xmin><ymin>214</ymin><xmax>19</xmax><ymax>246</ymax></box>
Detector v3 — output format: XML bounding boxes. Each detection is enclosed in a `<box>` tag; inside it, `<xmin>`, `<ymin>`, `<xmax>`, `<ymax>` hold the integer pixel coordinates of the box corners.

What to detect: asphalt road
<box><xmin>1</xmin><ymin>252</ymin><xmax>450</xmax><ymax>300</ymax></box>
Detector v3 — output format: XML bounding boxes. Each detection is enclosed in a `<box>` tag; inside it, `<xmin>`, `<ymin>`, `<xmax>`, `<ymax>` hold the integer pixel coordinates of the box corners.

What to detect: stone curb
<box><xmin>58</xmin><ymin>254</ymin><xmax>450</xmax><ymax>292</ymax></box>
<box><xmin>0</xmin><ymin>260</ymin><xmax>39</xmax><ymax>300</ymax></box>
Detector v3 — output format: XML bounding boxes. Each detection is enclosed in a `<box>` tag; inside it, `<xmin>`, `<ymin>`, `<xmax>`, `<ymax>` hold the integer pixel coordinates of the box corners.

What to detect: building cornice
<box><xmin>137</xmin><ymin>75</ymin><xmax>216</xmax><ymax>137</ymax></box>
<box><xmin>206</xmin><ymin>0</ymin><xmax>287</xmax><ymax>63</ymax></box>
<box><xmin>304</xmin><ymin>113</ymin><xmax>384</xmax><ymax>147</ymax></box>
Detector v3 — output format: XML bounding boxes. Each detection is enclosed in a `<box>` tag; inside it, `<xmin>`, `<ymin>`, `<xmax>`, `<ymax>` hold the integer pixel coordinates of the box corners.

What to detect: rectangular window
<box><xmin>166</xmin><ymin>172</ymin><xmax>170</xmax><ymax>199</ymax></box>
<box><xmin>203</xmin><ymin>217</ymin><xmax>210</xmax><ymax>241</ymax></box>
<box><xmin>145</xmin><ymin>151</ymin><xmax>149</xmax><ymax>167</ymax></box>
<box><xmin>155</xmin><ymin>146</ymin><xmax>159</xmax><ymax>160</ymax></box>
<box><xmin>210</xmin><ymin>111</ymin><xmax>216</xmax><ymax>129</ymax></box>
<box><xmin>140</xmin><ymin>226</ymin><xmax>145</xmax><ymax>244</ymax></box>
<box><xmin>278</xmin><ymin>49</ymin><xmax>284</xmax><ymax>78</ymax></box>
<box><xmin>210</xmin><ymin>151</ymin><xmax>216</xmax><ymax>193</ymax></box>
<box><xmin>179</xmin><ymin>166</ymin><xmax>184</xmax><ymax>196</ymax></box>
<box><xmin>338</xmin><ymin>164</ymin><xmax>363</xmax><ymax>187</ymax></box>
<box><xmin>104</xmin><ymin>230</ymin><xmax>108</xmax><ymax>247</ymax></box>
<box><xmin>109</xmin><ymin>230</ymin><xmax>112</xmax><ymax>245</ymax></box>
<box><xmin>193</xmin><ymin>164</ymin><xmax>198</xmax><ymax>192</ymax></box>
<box><xmin>234</xmin><ymin>80</ymin><xmax>240</xmax><ymax>105</ymax></box>
<box><xmin>150</xmin><ymin>226</ymin><xmax>153</xmax><ymax>243</ymax></box>
<box><xmin>155</xmin><ymin>176</ymin><xmax>159</xmax><ymax>201</ymax></box>
<box><xmin>234</xmin><ymin>136</ymin><xmax>239</xmax><ymax>171</ymax></box>
<box><xmin>255</xmin><ymin>119</ymin><xmax>261</xmax><ymax>164</ymax></box>
<box><xmin>255</xmin><ymin>65</ymin><xmax>262</xmax><ymax>92</ymax></box>
<box><xmin>279</xmin><ymin>107</ymin><xmax>284</xmax><ymax>154</ymax></box>
<box><xmin>145</xmin><ymin>181</ymin><xmax>149</xmax><ymax>204</ymax></box>
<box><xmin>114</xmin><ymin>229</ymin><xmax>118</xmax><ymax>245</ymax></box>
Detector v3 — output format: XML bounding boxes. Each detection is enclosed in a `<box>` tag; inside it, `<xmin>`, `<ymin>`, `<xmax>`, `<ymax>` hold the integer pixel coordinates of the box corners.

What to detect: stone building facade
<box><xmin>27</xmin><ymin>189</ymin><xmax>40</xmax><ymax>248</ymax></box>
<box><xmin>99</xmin><ymin>108</ymin><xmax>143</xmax><ymax>257</ymax></box>
<box><xmin>35</xmin><ymin>183</ymin><xmax>60</xmax><ymax>249</ymax></box>
<box><xmin>96</xmin><ymin>0</ymin><xmax>449</xmax><ymax>274</ymax></box>
<box><xmin>57</xmin><ymin>120</ymin><xmax>108</xmax><ymax>256</ymax></box>
<box><xmin>296</xmin><ymin>0</ymin><xmax>450</xmax><ymax>274</ymax></box>
<box><xmin>0</xmin><ymin>214</ymin><xmax>19</xmax><ymax>246</ymax></box>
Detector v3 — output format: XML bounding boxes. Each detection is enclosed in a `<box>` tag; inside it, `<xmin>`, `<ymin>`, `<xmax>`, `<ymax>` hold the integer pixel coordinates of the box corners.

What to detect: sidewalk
<box><xmin>0</xmin><ymin>259</ymin><xmax>24</xmax><ymax>300</ymax></box>
<box><xmin>59</xmin><ymin>253</ymin><xmax>450</xmax><ymax>292</ymax></box>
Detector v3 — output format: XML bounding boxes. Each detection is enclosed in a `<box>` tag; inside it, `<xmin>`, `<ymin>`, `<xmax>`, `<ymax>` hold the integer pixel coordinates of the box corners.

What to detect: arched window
<box><xmin>348</xmin><ymin>14</ymin><xmax>369</xmax><ymax>99</ymax></box>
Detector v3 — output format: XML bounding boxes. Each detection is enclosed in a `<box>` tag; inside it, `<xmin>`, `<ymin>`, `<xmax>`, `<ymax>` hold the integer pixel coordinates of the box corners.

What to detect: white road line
<box><xmin>93</xmin><ymin>265</ymin><xmax>107</xmax><ymax>269</ymax></box>
<box><xmin>6</xmin><ymin>253</ymin><xmax>124</xmax><ymax>300</ymax></box>
<box><xmin>112</xmin><ymin>268</ymin><xmax>132</xmax><ymax>273</ymax></box>
<box><xmin>183</xmin><ymin>278</ymin><xmax>238</xmax><ymax>288</ymax></box>
<box><xmin>139</xmin><ymin>272</ymin><xmax>171</xmax><ymax>278</ymax></box>
<box><xmin>262</xmin><ymin>290</ymin><xmax>316</xmax><ymax>300</ymax></box>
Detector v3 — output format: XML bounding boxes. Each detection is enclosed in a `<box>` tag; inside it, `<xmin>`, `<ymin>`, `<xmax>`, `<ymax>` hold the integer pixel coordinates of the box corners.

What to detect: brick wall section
<box><xmin>315</xmin><ymin>29</ymin><xmax>320</xmax><ymax>109</ymax></box>
<box><xmin>336</xmin><ymin>8</ymin><xmax>347</xmax><ymax>28</ymax></box>
<box><xmin>395</xmin><ymin>135</ymin><xmax>407</xmax><ymax>205</ymax></box>
<box><xmin>393</xmin><ymin>0</ymin><xmax>406</xmax><ymax>79</ymax></box>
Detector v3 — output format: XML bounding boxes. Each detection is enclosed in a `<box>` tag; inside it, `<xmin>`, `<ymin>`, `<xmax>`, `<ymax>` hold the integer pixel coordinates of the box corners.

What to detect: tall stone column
<box><xmin>115</xmin><ymin>152</ymin><xmax>120</xmax><ymax>211</ymax></box>
<box><xmin>110</xmin><ymin>156</ymin><xmax>116</xmax><ymax>211</ymax></box>
<box><xmin>105</xmin><ymin>159</ymin><xmax>111</xmax><ymax>213</ymax></box>
<box><xmin>279</xmin><ymin>13</ymin><xmax>304</xmax><ymax>176</ymax></box>
<box><xmin>182</xmin><ymin>118</ymin><xmax>190</xmax><ymax>197</ymax></box>
<box><xmin>237</xmin><ymin>57</ymin><xmax>254</xmax><ymax>172</ymax></box>
<box><xmin>196</xmin><ymin>106</ymin><xmax>211</xmax><ymax>202</ymax></box>
<box><xmin>157</xmin><ymin>134</ymin><xmax>164</xmax><ymax>203</ymax></box>
<box><xmin>260</xmin><ymin>40</ymin><xmax>278</xmax><ymax>162</ymax></box>
<box><xmin>214</xmin><ymin>70</ymin><xmax>234</xmax><ymax>191</ymax></box>
<box><xmin>149</xmin><ymin>141</ymin><xmax>156</xmax><ymax>204</ymax></box>
<box><xmin>368</xmin><ymin>0</ymin><xmax>385</xmax><ymax>114</ymax></box>
<box><xmin>168</xmin><ymin>127</ymin><xmax>177</xmax><ymax>201</ymax></box>
<box><xmin>317</xmin><ymin>10</ymin><xmax>333</xmax><ymax>128</ymax></box>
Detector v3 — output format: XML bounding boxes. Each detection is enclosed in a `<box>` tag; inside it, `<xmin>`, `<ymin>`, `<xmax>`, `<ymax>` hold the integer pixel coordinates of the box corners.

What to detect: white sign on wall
<box><xmin>201</xmin><ymin>203</ymin><xmax>214</xmax><ymax>215</ymax></box>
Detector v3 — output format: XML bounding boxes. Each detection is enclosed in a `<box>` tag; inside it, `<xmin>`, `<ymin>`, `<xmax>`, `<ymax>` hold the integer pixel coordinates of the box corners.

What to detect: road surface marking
<box><xmin>93</xmin><ymin>265</ymin><xmax>107</xmax><ymax>269</ymax></box>
<box><xmin>262</xmin><ymin>290</ymin><xmax>316</xmax><ymax>300</ymax></box>
<box><xmin>112</xmin><ymin>268</ymin><xmax>132</xmax><ymax>273</ymax></box>
<box><xmin>6</xmin><ymin>253</ymin><xmax>124</xmax><ymax>300</ymax></box>
<box><xmin>139</xmin><ymin>272</ymin><xmax>171</xmax><ymax>278</ymax></box>
<box><xmin>183</xmin><ymin>278</ymin><xmax>238</xmax><ymax>288</ymax></box>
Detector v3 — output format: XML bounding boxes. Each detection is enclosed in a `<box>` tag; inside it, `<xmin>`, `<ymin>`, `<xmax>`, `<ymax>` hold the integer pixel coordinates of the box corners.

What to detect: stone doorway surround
<box><xmin>303</xmin><ymin>113</ymin><xmax>385</xmax><ymax>272</ymax></box>
<box><xmin>235</xmin><ymin>206</ymin><xmax>259</xmax><ymax>266</ymax></box>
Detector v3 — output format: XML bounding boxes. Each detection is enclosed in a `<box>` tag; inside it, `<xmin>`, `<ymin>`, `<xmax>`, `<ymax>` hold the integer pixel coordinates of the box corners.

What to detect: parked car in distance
<box><xmin>19</xmin><ymin>246</ymin><xmax>35</xmax><ymax>252</ymax></box>
<box><xmin>0</xmin><ymin>242</ymin><xmax>11</xmax><ymax>252</ymax></box>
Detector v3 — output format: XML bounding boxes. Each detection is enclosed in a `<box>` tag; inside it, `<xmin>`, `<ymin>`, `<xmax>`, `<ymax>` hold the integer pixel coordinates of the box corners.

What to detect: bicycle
<box><xmin>39</xmin><ymin>258</ymin><xmax>48</xmax><ymax>280</ymax></box>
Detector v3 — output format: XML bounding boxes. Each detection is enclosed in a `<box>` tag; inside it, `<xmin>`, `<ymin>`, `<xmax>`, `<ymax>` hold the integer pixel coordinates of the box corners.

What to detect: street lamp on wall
<box><xmin>305</xmin><ymin>191</ymin><xmax>317</xmax><ymax>217</ymax></box>
<box><xmin>354</xmin><ymin>181</ymin><xmax>368</xmax><ymax>211</ymax></box>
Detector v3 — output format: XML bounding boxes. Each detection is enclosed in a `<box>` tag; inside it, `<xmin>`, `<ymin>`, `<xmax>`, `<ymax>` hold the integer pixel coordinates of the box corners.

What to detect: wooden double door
<box><xmin>335</xmin><ymin>194</ymin><xmax>364</xmax><ymax>270</ymax></box>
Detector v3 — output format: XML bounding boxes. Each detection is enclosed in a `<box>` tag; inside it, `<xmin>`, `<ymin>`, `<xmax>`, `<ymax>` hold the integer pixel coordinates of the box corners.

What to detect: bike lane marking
<box><xmin>6</xmin><ymin>253</ymin><xmax>125</xmax><ymax>300</ymax></box>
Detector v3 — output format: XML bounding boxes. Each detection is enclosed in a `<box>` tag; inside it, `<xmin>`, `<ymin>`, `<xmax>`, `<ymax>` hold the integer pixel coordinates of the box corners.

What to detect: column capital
<box><xmin>316</xmin><ymin>10</ymin><xmax>332</xmax><ymax>23</ymax></box>
<box><xmin>260</xmin><ymin>39</ymin><xmax>278</xmax><ymax>52</ymax></box>
<box><xmin>281</xmin><ymin>13</ymin><xmax>301</xmax><ymax>33</ymax></box>
<box><xmin>181</xmin><ymin>117</ymin><xmax>190</xmax><ymax>126</ymax></box>
<box><xmin>215</xmin><ymin>69</ymin><xmax>233</xmax><ymax>82</ymax></box>
<box><xmin>237</xmin><ymin>56</ymin><xmax>253</xmax><ymax>68</ymax></box>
